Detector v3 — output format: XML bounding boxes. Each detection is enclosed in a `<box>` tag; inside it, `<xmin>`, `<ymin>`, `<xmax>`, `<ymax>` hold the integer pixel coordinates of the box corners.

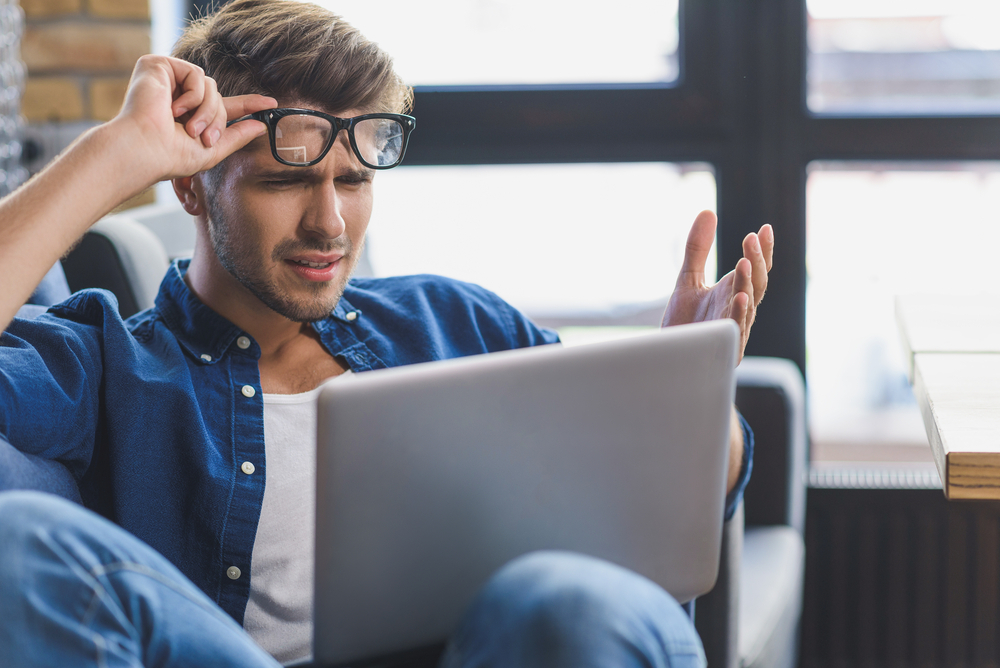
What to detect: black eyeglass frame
<box><xmin>227</xmin><ymin>108</ymin><xmax>416</xmax><ymax>170</ymax></box>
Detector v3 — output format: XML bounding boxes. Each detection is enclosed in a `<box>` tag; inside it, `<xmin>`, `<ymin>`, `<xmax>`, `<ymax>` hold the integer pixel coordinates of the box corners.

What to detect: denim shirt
<box><xmin>0</xmin><ymin>259</ymin><xmax>752</xmax><ymax>624</ymax></box>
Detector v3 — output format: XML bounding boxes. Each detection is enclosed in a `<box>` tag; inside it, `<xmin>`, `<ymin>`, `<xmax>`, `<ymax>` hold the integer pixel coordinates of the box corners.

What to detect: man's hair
<box><xmin>172</xmin><ymin>0</ymin><xmax>412</xmax><ymax>115</ymax></box>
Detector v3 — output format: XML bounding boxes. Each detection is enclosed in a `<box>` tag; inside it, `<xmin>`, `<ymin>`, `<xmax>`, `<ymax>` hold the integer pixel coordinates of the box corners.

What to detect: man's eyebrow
<box><xmin>340</xmin><ymin>167</ymin><xmax>376</xmax><ymax>181</ymax></box>
<box><xmin>254</xmin><ymin>167</ymin><xmax>318</xmax><ymax>180</ymax></box>
<box><xmin>252</xmin><ymin>166</ymin><xmax>376</xmax><ymax>181</ymax></box>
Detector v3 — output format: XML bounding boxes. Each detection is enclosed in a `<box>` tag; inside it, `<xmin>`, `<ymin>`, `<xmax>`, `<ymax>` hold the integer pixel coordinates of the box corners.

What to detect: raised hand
<box><xmin>661</xmin><ymin>210</ymin><xmax>773</xmax><ymax>363</ymax></box>
<box><xmin>110</xmin><ymin>54</ymin><xmax>276</xmax><ymax>184</ymax></box>
<box><xmin>0</xmin><ymin>55</ymin><xmax>277</xmax><ymax>333</ymax></box>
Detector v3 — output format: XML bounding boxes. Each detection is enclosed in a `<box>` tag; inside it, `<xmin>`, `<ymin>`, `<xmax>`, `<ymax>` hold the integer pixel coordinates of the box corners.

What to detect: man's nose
<box><xmin>301</xmin><ymin>180</ymin><xmax>347</xmax><ymax>239</ymax></box>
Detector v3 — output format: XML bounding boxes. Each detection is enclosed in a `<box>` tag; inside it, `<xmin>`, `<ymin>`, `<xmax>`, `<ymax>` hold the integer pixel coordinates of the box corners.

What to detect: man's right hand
<box><xmin>0</xmin><ymin>55</ymin><xmax>277</xmax><ymax>333</ymax></box>
<box><xmin>111</xmin><ymin>54</ymin><xmax>276</xmax><ymax>185</ymax></box>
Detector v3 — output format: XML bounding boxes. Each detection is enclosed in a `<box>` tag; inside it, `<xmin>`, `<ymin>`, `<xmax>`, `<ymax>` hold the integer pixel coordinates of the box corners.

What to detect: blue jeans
<box><xmin>0</xmin><ymin>491</ymin><xmax>706</xmax><ymax>668</ymax></box>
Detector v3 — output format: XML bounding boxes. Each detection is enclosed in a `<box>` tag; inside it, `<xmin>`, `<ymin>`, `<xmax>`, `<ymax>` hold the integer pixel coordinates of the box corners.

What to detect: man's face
<box><xmin>202</xmin><ymin>105</ymin><xmax>374</xmax><ymax>322</ymax></box>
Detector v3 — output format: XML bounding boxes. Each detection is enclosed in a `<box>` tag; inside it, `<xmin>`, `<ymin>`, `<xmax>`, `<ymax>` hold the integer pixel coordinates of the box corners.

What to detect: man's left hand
<box><xmin>661</xmin><ymin>210</ymin><xmax>773</xmax><ymax>364</ymax></box>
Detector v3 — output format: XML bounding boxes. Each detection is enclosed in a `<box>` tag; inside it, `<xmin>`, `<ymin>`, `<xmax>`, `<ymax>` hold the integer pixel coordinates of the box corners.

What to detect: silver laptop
<box><xmin>313</xmin><ymin>318</ymin><xmax>739</xmax><ymax>665</ymax></box>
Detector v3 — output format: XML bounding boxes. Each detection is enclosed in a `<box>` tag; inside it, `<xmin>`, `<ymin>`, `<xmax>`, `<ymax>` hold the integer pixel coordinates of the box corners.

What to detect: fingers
<box><xmin>200</xmin><ymin>89</ymin><xmax>229</xmax><ymax>149</ymax></box>
<box><xmin>742</xmin><ymin>231</ymin><xmax>768</xmax><ymax>307</ymax></box>
<box><xmin>170</xmin><ymin>66</ymin><xmax>207</xmax><ymax>128</ymax></box>
<box><xmin>731</xmin><ymin>290</ymin><xmax>750</xmax><ymax>363</ymax></box>
<box><xmin>732</xmin><ymin>289</ymin><xmax>750</xmax><ymax>333</ymax></box>
<box><xmin>732</xmin><ymin>256</ymin><xmax>754</xmax><ymax>313</ymax></box>
<box><xmin>677</xmin><ymin>210</ymin><xmax>717</xmax><ymax>287</ymax></box>
<box><xmin>759</xmin><ymin>223</ymin><xmax>774</xmax><ymax>272</ymax></box>
<box><xmin>184</xmin><ymin>76</ymin><xmax>221</xmax><ymax>146</ymax></box>
<box><xmin>731</xmin><ymin>259</ymin><xmax>753</xmax><ymax>360</ymax></box>
<box><xmin>212</xmin><ymin>116</ymin><xmax>269</xmax><ymax>158</ymax></box>
<box><xmin>164</xmin><ymin>60</ymin><xmax>226</xmax><ymax>147</ymax></box>
<box><xmin>167</xmin><ymin>60</ymin><xmax>275</xmax><ymax>150</ymax></box>
<box><xmin>224</xmin><ymin>94</ymin><xmax>278</xmax><ymax>120</ymax></box>
<box><xmin>208</xmin><ymin>94</ymin><xmax>276</xmax><ymax>156</ymax></box>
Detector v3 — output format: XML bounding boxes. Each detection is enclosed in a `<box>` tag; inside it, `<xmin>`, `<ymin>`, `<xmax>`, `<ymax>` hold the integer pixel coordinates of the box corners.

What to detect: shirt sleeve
<box><xmin>0</xmin><ymin>295</ymin><xmax>108</xmax><ymax>479</ymax></box>
<box><xmin>723</xmin><ymin>411</ymin><xmax>754</xmax><ymax>521</ymax></box>
<box><xmin>476</xmin><ymin>285</ymin><xmax>561</xmax><ymax>349</ymax></box>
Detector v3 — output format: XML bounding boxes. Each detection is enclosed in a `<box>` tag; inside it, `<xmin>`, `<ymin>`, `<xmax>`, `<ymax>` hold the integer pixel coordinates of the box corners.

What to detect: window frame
<box><xmin>401</xmin><ymin>0</ymin><xmax>1000</xmax><ymax>373</ymax></box>
<box><xmin>188</xmin><ymin>0</ymin><xmax>1000</xmax><ymax>372</ymax></box>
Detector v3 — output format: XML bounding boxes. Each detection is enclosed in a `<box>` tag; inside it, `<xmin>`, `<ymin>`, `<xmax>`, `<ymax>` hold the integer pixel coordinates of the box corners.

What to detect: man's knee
<box><xmin>451</xmin><ymin>551</ymin><xmax>706</xmax><ymax>666</ymax></box>
<box><xmin>0</xmin><ymin>490</ymin><xmax>80</xmax><ymax>546</ymax></box>
<box><xmin>484</xmin><ymin>551</ymin><xmax>686</xmax><ymax>625</ymax></box>
<box><xmin>0</xmin><ymin>491</ymin><xmax>92</xmax><ymax>571</ymax></box>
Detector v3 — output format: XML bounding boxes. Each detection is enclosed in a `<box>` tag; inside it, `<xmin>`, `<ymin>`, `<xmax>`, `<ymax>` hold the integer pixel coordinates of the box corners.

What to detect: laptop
<box><xmin>313</xmin><ymin>318</ymin><xmax>739</xmax><ymax>665</ymax></box>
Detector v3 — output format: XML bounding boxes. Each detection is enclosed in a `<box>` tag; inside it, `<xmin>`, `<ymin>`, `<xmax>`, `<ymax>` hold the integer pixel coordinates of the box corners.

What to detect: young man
<box><xmin>0</xmin><ymin>0</ymin><xmax>773</xmax><ymax>666</ymax></box>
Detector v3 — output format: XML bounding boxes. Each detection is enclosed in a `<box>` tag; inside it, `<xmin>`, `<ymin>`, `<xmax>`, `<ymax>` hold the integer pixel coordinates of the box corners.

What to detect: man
<box><xmin>0</xmin><ymin>0</ymin><xmax>773</xmax><ymax>666</ymax></box>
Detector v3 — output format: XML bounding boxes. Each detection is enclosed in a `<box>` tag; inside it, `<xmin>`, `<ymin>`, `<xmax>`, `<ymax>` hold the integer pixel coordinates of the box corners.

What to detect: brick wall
<box><xmin>20</xmin><ymin>0</ymin><xmax>153</xmax><ymax>207</ymax></box>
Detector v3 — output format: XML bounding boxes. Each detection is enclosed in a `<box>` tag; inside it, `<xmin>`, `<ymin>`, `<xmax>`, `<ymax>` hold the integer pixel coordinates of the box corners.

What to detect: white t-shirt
<box><xmin>242</xmin><ymin>372</ymin><xmax>351</xmax><ymax>663</ymax></box>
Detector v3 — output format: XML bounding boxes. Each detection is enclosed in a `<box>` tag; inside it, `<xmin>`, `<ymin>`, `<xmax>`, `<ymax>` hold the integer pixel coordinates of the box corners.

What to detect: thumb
<box><xmin>210</xmin><ymin>93</ymin><xmax>277</xmax><ymax>158</ymax></box>
<box><xmin>677</xmin><ymin>210</ymin><xmax>717</xmax><ymax>286</ymax></box>
<box><xmin>223</xmin><ymin>94</ymin><xmax>277</xmax><ymax>121</ymax></box>
<box><xmin>212</xmin><ymin>118</ymin><xmax>267</xmax><ymax>159</ymax></box>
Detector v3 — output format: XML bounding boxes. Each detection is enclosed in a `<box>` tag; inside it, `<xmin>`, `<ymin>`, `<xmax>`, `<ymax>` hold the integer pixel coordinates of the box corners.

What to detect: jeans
<box><xmin>0</xmin><ymin>491</ymin><xmax>707</xmax><ymax>668</ymax></box>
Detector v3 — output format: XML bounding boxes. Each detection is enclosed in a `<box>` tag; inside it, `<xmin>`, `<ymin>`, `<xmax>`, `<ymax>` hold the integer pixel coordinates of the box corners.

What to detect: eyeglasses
<box><xmin>227</xmin><ymin>109</ymin><xmax>416</xmax><ymax>170</ymax></box>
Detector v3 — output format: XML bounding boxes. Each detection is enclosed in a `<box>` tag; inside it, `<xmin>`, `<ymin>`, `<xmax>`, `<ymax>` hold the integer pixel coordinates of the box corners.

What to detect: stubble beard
<box><xmin>205</xmin><ymin>197</ymin><xmax>361</xmax><ymax>323</ymax></box>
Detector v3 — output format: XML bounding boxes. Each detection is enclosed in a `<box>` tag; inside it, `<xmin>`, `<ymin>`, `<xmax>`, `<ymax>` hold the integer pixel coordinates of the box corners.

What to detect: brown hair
<box><xmin>172</xmin><ymin>0</ymin><xmax>412</xmax><ymax>115</ymax></box>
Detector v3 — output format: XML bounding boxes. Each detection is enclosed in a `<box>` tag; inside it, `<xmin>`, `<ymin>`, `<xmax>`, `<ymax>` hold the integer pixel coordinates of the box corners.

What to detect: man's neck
<box><xmin>185</xmin><ymin>249</ymin><xmax>348</xmax><ymax>393</ymax></box>
<box><xmin>184</xmin><ymin>247</ymin><xmax>306</xmax><ymax>356</ymax></box>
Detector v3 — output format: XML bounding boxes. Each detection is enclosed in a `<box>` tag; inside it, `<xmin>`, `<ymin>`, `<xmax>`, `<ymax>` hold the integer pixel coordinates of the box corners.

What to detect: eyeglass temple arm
<box><xmin>225</xmin><ymin>112</ymin><xmax>266</xmax><ymax>128</ymax></box>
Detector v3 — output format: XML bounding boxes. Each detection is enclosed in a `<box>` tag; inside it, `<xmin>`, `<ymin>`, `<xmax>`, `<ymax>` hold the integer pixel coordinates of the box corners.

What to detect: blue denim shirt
<box><xmin>0</xmin><ymin>259</ymin><xmax>751</xmax><ymax>624</ymax></box>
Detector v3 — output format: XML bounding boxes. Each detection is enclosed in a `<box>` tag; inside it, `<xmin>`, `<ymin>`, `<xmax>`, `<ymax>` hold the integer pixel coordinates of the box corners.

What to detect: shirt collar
<box><xmin>317</xmin><ymin>293</ymin><xmax>360</xmax><ymax>330</ymax></box>
<box><xmin>154</xmin><ymin>259</ymin><xmax>253</xmax><ymax>362</ymax></box>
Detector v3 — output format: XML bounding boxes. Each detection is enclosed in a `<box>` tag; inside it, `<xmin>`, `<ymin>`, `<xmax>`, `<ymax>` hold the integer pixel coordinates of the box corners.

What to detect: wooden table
<box><xmin>896</xmin><ymin>295</ymin><xmax>1000</xmax><ymax>499</ymax></box>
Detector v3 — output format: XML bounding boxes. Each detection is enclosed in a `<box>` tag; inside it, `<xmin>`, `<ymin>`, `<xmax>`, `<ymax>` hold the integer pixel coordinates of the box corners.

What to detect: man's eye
<box><xmin>265</xmin><ymin>179</ymin><xmax>299</xmax><ymax>189</ymax></box>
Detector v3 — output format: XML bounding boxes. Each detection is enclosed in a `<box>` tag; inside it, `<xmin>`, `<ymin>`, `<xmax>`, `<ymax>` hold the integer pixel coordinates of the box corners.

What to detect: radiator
<box><xmin>801</xmin><ymin>486</ymin><xmax>1000</xmax><ymax>667</ymax></box>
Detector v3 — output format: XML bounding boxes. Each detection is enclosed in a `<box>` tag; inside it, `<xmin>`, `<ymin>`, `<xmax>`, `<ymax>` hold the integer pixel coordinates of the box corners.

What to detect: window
<box><xmin>368</xmin><ymin>163</ymin><xmax>715</xmax><ymax>314</ymax></box>
<box><xmin>807</xmin><ymin>0</ymin><xmax>1000</xmax><ymax>114</ymax></box>
<box><xmin>312</xmin><ymin>1</ymin><xmax>680</xmax><ymax>86</ymax></box>
<box><xmin>806</xmin><ymin>162</ymin><xmax>1000</xmax><ymax>471</ymax></box>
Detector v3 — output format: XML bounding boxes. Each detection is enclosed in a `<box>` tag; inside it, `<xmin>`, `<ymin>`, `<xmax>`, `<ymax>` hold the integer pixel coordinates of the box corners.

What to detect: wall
<box><xmin>20</xmin><ymin>0</ymin><xmax>152</xmax><ymax>208</ymax></box>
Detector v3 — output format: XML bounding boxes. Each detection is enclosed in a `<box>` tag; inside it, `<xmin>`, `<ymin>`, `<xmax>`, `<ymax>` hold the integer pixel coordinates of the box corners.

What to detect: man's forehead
<box><xmin>242</xmin><ymin>133</ymin><xmax>274</xmax><ymax>158</ymax></box>
<box><xmin>275</xmin><ymin>99</ymin><xmax>369</xmax><ymax>118</ymax></box>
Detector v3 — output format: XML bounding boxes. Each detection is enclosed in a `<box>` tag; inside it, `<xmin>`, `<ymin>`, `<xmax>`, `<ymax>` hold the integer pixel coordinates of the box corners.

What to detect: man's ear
<box><xmin>172</xmin><ymin>175</ymin><xmax>205</xmax><ymax>216</ymax></box>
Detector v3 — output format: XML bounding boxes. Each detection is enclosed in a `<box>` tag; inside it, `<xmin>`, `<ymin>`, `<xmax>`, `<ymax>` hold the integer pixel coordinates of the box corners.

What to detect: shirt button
<box><xmin>241</xmin><ymin>385</ymin><xmax>256</xmax><ymax>398</ymax></box>
<box><xmin>241</xmin><ymin>461</ymin><xmax>255</xmax><ymax>475</ymax></box>
<box><xmin>226</xmin><ymin>566</ymin><xmax>241</xmax><ymax>580</ymax></box>
<box><xmin>237</xmin><ymin>336</ymin><xmax>251</xmax><ymax>349</ymax></box>
<box><xmin>200</xmin><ymin>354</ymin><xmax>212</xmax><ymax>362</ymax></box>
<box><xmin>345</xmin><ymin>311</ymin><xmax>358</xmax><ymax>321</ymax></box>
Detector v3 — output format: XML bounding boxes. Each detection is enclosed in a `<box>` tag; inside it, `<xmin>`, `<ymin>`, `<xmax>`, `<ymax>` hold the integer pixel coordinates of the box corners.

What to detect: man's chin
<box><xmin>275</xmin><ymin>301</ymin><xmax>343</xmax><ymax>323</ymax></box>
<box><xmin>277</xmin><ymin>291</ymin><xmax>346</xmax><ymax>323</ymax></box>
<box><xmin>243</xmin><ymin>281</ymin><xmax>348</xmax><ymax>323</ymax></box>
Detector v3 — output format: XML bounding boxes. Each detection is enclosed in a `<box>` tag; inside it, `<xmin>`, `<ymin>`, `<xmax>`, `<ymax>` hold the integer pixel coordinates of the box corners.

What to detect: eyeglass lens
<box><xmin>274</xmin><ymin>115</ymin><xmax>405</xmax><ymax>167</ymax></box>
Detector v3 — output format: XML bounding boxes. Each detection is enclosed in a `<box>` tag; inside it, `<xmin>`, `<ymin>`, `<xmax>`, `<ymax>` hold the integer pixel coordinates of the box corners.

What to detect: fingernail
<box><xmin>193</xmin><ymin>121</ymin><xmax>207</xmax><ymax>136</ymax></box>
<box><xmin>209</xmin><ymin>129</ymin><xmax>220</xmax><ymax>146</ymax></box>
<box><xmin>174</xmin><ymin>107</ymin><xmax>188</xmax><ymax>117</ymax></box>
<box><xmin>753</xmin><ymin>235</ymin><xmax>760</xmax><ymax>251</ymax></box>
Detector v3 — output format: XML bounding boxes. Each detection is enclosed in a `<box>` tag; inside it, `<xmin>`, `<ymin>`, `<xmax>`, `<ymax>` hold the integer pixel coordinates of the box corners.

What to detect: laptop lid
<box><xmin>314</xmin><ymin>318</ymin><xmax>739</xmax><ymax>665</ymax></box>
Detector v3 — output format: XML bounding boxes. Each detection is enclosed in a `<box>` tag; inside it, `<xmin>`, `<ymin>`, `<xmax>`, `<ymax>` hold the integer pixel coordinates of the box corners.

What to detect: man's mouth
<box><xmin>291</xmin><ymin>259</ymin><xmax>333</xmax><ymax>269</ymax></box>
<box><xmin>283</xmin><ymin>253</ymin><xmax>344</xmax><ymax>282</ymax></box>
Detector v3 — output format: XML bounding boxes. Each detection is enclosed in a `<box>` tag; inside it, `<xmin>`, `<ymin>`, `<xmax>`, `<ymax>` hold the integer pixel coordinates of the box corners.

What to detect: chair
<box><xmin>60</xmin><ymin>215</ymin><xmax>171</xmax><ymax>318</ymax></box>
<box><xmin>695</xmin><ymin>357</ymin><xmax>807</xmax><ymax>668</ymax></box>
